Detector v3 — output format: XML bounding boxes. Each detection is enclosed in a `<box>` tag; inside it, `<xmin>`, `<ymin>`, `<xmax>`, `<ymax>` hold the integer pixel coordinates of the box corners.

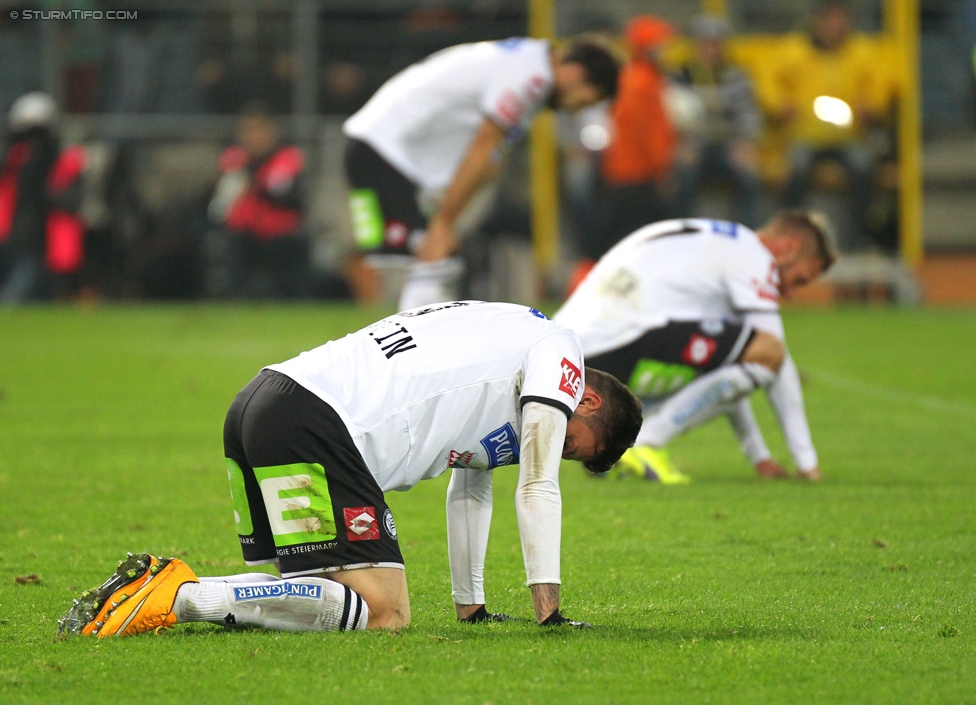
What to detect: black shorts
<box><xmin>343</xmin><ymin>138</ymin><xmax>426</xmax><ymax>255</ymax></box>
<box><xmin>223</xmin><ymin>369</ymin><xmax>404</xmax><ymax>577</ymax></box>
<box><xmin>585</xmin><ymin>320</ymin><xmax>754</xmax><ymax>399</ymax></box>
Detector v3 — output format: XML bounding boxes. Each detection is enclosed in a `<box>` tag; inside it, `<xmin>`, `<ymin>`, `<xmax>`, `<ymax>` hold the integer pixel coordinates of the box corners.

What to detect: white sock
<box><xmin>637</xmin><ymin>363</ymin><xmax>775</xmax><ymax>447</ymax></box>
<box><xmin>398</xmin><ymin>257</ymin><xmax>464</xmax><ymax>311</ymax></box>
<box><xmin>173</xmin><ymin>577</ymin><xmax>369</xmax><ymax>632</ymax></box>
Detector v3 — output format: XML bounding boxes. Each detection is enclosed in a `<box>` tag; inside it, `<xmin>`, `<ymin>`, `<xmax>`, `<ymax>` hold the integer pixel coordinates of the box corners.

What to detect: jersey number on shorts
<box><xmin>254</xmin><ymin>463</ymin><xmax>338</xmax><ymax>546</ymax></box>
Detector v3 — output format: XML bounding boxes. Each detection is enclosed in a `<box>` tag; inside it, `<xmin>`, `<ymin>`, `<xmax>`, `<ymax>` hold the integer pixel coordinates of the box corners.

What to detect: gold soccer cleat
<box><xmin>58</xmin><ymin>553</ymin><xmax>160</xmax><ymax>636</ymax></box>
<box><xmin>96</xmin><ymin>557</ymin><xmax>199</xmax><ymax>637</ymax></box>
<box><xmin>610</xmin><ymin>446</ymin><xmax>691</xmax><ymax>485</ymax></box>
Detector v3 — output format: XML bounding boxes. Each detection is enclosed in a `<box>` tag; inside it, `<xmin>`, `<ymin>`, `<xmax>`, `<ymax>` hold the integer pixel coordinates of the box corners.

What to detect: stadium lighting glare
<box><xmin>580</xmin><ymin>124</ymin><xmax>609</xmax><ymax>150</ymax></box>
<box><xmin>813</xmin><ymin>95</ymin><xmax>853</xmax><ymax>127</ymax></box>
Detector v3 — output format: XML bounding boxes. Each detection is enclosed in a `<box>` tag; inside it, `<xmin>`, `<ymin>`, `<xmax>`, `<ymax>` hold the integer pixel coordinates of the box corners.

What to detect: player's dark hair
<box><xmin>580</xmin><ymin>368</ymin><xmax>642</xmax><ymax>474</ymax></box>
<box><xmin>562</xmin><ymin>41</ymin><xmax>621</xmax><ymax>100</ymax></box>
<box><xmin>770</xmin><ymin>209</ymin><xmax>838</xmax><ymax>272</ymax></box>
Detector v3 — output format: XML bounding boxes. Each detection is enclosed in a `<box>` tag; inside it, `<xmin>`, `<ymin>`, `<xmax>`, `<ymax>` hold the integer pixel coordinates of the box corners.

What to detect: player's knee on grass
<box><xmin>740</xmin><ymin>332</ymin><xmax>785</xmax><ymax>374</ymax></box>
<box><xmin>328</xmin><ymin>567</ymin><xmax>411</xmax><ymax>630</ymax></box>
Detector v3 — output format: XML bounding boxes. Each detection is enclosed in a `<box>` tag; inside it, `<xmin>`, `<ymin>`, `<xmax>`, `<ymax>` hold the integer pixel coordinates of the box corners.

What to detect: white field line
<box><xmin>808</xmin><ymin>369</ymin><xmax>976</xmax><ymax>418</ymax></box>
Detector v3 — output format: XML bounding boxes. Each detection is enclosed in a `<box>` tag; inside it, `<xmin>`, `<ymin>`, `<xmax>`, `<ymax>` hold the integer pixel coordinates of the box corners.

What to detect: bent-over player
<box><xmin>554</xmin><ymin>212</ymin><xmax>835</xmax><ymax>483</ymax></box>
<box><xmin>343</xmin><ymin>37</ymin><xmax>619</xmax><ymax>308</ymax></box>
<box><xmin>60</xmin><ymin>302</ymin><xmax>642</xmax><ymax>636</ymax></box>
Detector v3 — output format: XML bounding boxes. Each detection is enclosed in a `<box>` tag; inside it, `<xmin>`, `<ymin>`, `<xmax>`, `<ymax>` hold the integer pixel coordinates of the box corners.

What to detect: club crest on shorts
<box><xmin>559</xmin><ymin>357</ymin><xmax>582</xmax><ymax>398</ymax></box>
<box><xmin>681</xmin><ymin>335</ymin><xmax>718</xmax><ymax>366</ymax></box>
<box><xmin>385</xmin><ymin>220</ymin><xmax>408</xmax><ymax>248</ymax></box>
<box><xmin>448</xmin><ymin>449</ymin><xmax>477</xmax><ymax>468</ymax></box>
<box><xmin>383</xmin><ymin>508</ymin><xmax>398</xmax><ymax>541</ymax></box>
<box><xmin>344</xmin><ymin>506</ymin><xmax>379</xmax><ymax>541</ymax></box>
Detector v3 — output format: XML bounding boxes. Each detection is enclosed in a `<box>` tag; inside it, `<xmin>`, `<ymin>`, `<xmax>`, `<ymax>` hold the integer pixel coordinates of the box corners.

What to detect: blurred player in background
<box><xmin>554</xmin><ymin>212</ymin><xmax>835</xmax><ymax>483</ymax></box>
<box><xmin>342</xmin><ymin>37</ymin><xmax>619</xmax><ymax>309</ymax></box>
<box><xmin>61</xmin><ymin>302</ymin><xmax>642</xmax><ymax>636</ymax></box>
<box><xmin>207</xmin><ymin>104</ymin><xmax>308</xmax><ymax>298</ymax></box>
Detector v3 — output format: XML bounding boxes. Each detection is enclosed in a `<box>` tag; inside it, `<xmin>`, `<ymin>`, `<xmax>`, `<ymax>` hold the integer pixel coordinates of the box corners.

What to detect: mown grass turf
<box><xmin>0</xmin><ymin>304</ymin><xmax>973</xmax><ymax>704</ymax></box>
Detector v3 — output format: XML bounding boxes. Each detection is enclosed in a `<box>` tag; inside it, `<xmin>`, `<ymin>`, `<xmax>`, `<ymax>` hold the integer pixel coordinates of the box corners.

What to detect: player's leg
<box><xmin>398</xmin><ymin>256</ymin><xmax>464</xmax><ymax>311</ymax></box>
<box><xmin>328</xmin><ymin>566</ymin><xmax>410</xmax><ymax>629</ymax></box>
<box><xmin>586</xmin><ymin>321</ymin><xmax>728</xmax><ymax>483</ymax></box>
<box><xmin>68</xmin><ymin>556</ymin><xmax>370</xmax><ymax>636</ymax></box>
<box><xmin>587</xmin><ymin>320</ymin><xmax>777</xmax><ymax>481</ymax></box>
<box><xmin>344</xmin><ymin>138</ymin><xmax>426</xmax><ymax>305</ymax></box>
<box><xmin>212</xmin><ymin>369</ymin><xmax>405</xmax><ymax>631</ymax></box>
<box><xmin>65</xmin><ymin>371</ymin><xmax>402</xmax><ymax>636</ymax></box>
<box><xmin>172</xmin><ymin>571</ymin><xmax>370</xmax><ymax>633</ymax></box>
<box><xmin>637</xmin><ymin>329</ymin><xmax>783</xmax><ymax>448</ymax></box>
<box><xmin>174</xmin><ymin>565</ymin><xmax>408</xmax><ymax>631</ymax></box>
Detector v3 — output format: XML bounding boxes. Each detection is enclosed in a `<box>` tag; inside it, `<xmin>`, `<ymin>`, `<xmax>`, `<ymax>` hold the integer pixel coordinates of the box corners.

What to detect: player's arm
<box><xmin>418</xmin><ymin>117</ymin><xmax>507</xmax><ymax>262</ymax></box>
<box><xmin>742</xmin><ymin>311</ymin><xmax>820</xmax><ymax>480</ymax></box>
<box><xmin>766</xmin><ymin>352</ymin><xmax>821</xmax><ymax>480</ymax></box>
<box><xmin>516</xmin><ymin>401</ymin><xmax>566</xmax><ymax>623</ymax></box>
<box><xmin>446</xmin><ymin>467</ymin><xmax>494</xmax><ymax>620</ymax></box>
<box><xmin>726</xmin><ymin>398</ymin><xmax>787</xmax><ymax>478</ymax></box>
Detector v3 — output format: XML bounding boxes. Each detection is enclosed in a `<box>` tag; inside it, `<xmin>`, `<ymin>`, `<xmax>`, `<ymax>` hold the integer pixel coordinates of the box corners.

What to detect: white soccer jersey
<box><xmin>266</xmin><ymin>302</ymin><xmax>584</xmax><ymax>492</ymax></box>
<box><xmin>343</xmin><ymin>38</ymin><xmax>552</xmax><ymax>192</ymax></box>
<box><xmin>554</xmin><ymin>219</ymin><xmax>781</xmax><ymax>357</ymax></box>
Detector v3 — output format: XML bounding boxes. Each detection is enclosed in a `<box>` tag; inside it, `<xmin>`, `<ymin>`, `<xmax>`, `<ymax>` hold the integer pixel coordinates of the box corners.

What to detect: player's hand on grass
<box><xmin>457</xmin><ymin>605</ymin><xmax>514</xmax><ymax>623</ymax></box>
<box><xmin>755</xmin><ymin>458</ymin><xmax>788</xmax><ymax>479</ymax></box>
<box><xmin>540</xmin><ymin>609</ymin><xmax>591</xmax><ymax>629</ymax></box>
<box><xmin>798</xmin><ymin>466</ymin><xmax>823</xmax><ymax>482</ymax></box>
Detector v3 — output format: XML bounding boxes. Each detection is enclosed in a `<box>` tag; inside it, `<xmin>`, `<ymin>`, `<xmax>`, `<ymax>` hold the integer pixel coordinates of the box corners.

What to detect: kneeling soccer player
<box><xmin>60</xmin><ymin>301</ymin><xmax>642</xmax><ymax>637</ymax></box>
<box><xmin>554</xmin><ymin>211</ymin><xmax>835</xmax><ymax>483</ymax></box>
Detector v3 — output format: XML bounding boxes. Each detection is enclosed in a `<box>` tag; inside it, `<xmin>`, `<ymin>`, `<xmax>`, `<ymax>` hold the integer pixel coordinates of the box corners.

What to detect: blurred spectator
<box><xmin>207</xmin><ymin>105</ymin><xmax>309</xmax><ymax>298</ymax></box>
<box><xmin>596</xmin><ymin>16</ymin><xmax>677</xmax><ymax>260</ymax></box>
<box><xmin>0</xmin><ymin>92</ymin><xmax>88</xmax><ymax>303</ymax></box>
<box><xmin>320</xmin><ymin>61</ymin><xmax>369</xmax><ymax>114</ymax></box>
<box><xmin>766</xmin><ymin>0</ymin><xmax>889</xmax><ymax>250</ymax></box>
<box><xmin>672</xmin><ymin>14</ymin><xmax>764</xmax><ymax>229</ymax></box>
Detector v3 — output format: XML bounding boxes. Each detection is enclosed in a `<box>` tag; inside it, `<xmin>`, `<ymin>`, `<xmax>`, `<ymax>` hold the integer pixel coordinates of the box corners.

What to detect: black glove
<box><xmin>459</xmin><ymin>605</ymin><xmax>514</xmax><ymax>623</ymax></box>
<box><xmin>540</xmin><ymin>609</ymin><xmax>591</xmax><ymax>628</ymax></box>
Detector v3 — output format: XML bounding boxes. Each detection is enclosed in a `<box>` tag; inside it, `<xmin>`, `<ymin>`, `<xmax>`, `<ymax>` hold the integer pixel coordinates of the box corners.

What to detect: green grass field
<box><xmin>1</xmin><ymin>304</ymin><xmax>974</xmax><ymax>704</ymax></box>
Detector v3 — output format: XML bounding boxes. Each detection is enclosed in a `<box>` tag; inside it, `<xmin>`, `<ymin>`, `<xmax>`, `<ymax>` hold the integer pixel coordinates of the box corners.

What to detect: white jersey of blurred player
<box><xmin>343</xmin><ymin>39</ymin><xmax>618</xmax><ymax>310</ymax></box>
<box><xmin>555</xmin><ymin>215</ymin><xmax>834</xmax><ymax>479</ymax></box>
<box><xmin>345</xmin><ymin>39</ymin><xmax>550</xmax><ymax>310</ymax></box>
<box><xmin>346</xmin><ymin>39</ymin><xmax>550</xmax><ymax>195</ymax></box>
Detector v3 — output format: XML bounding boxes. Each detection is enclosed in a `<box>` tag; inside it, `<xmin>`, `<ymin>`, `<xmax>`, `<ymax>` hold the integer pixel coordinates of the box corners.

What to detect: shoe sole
<box><xmin>58</xmin><ymin>553</ymin><xmax>157</xmax><ymax>636</ymax></box>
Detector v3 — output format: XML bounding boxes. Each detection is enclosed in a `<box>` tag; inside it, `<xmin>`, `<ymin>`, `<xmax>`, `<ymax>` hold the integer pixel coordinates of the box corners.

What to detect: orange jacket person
<box><xmin>593</xmin><ymin>16</ymin><xmax>677</xmax><ymax>260</ymax></box>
